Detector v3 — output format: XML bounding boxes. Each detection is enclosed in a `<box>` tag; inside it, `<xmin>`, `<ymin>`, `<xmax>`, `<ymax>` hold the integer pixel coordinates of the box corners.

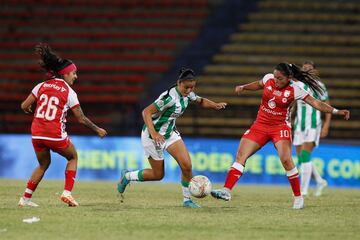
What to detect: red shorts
<box><xmin>242</xmin><ymin>123</ymin><xmax>292</xmax><ymax>147</ymax></box>
<box><xmin>32</xmin><ymin>137</ymin><xmax>70</xmax><ymax>152</ymax></box>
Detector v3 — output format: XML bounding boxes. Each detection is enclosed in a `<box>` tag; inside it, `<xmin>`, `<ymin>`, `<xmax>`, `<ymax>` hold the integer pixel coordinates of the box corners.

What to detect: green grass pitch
<box><xmin>0</xmin><ymin>179</ymin><xmax>359</xmax><ymax>240</ymax></box>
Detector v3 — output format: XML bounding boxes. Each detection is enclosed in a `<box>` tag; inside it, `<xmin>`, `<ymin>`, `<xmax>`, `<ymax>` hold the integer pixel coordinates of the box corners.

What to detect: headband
<box><xmin>58</xmin><ymin>63</ymin><xmax>77</xmax><ymax>75</ymax></box>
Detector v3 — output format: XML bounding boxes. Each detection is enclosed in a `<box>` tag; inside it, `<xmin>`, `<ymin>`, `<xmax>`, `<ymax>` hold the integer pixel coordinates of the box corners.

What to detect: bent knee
<box><xmin>154</xmin><ymin>174</ymin><xmax>164</xmax><ymax>181</ymax></box>
<box><xmin>153</xmin><ymin>171</ymin><xmax>165</xmax><ymax>180</ymax></box>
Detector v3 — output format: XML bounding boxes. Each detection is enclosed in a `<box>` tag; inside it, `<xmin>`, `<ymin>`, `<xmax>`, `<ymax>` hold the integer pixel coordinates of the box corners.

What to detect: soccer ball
<box><xmin>189</xmin><ymin>175</ymin><xmax>212</xmax><ymax>198</ymax></box>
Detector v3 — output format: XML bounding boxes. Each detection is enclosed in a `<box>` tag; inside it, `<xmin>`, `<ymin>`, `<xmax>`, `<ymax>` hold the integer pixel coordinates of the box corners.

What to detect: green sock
<box><xmin>300</xmin><ymin>150</ymin><xmax>311</xmax><ymax>163</ymax></box>
<box><xmin>138</xmin><ymin>170</ymin><xmax>144</xmax><ymax>181</ymax></box>
<box><xmin>181</xmin><ymin>180</ymin><xmax>189</xmax><ymax>188</ymax></box>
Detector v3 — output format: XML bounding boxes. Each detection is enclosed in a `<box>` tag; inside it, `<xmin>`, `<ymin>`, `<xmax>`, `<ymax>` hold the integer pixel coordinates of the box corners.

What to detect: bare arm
<box><xmin>235</xmin><ymin>80</ymin><xmax>263</xmax><ymax>94</ymax></box>
<box><xmin>71</xmin><ymin>106</ymin><xmax>107</xmax><ymax>138</ymax></box>
<box><xmin>142</xmin><ymin>103</ymin><xmax>164</xmax><ymax>145</ymax></box>
<box><xmin>21</xmin><ymin>94</ymin><xmax>36</xmax><ymax>114</ymax></box>
<box><xmin>197</xmin><ymin>97</ymin><xmax>227</xmax><ymax>110</ymax></box>
<box><xmin>320</xmin><ymin>100</ymin><xmax>332</xmax><ymax>138</ymax></box>
<box><xmin>304</xmin><ymin>95</ymin><xmax>350</xmax><ymax>120</ymax></box>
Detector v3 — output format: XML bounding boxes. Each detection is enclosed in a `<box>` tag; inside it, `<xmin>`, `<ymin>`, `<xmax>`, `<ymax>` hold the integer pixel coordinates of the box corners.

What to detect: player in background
<box><xmin>293</xmin><ymin>61</ymin><xmax>330</xmax><ymax>196</ymax></box>
<box><xmin>117</xmin><ymin>68</ymin><xmax>227</xmax><ymax>208</ymax></box>
<box><xmin>18</xmin><ymin>43</ymin><xmax>107</xmax><ymax>207</ymax></box>
<box><xmin>211</xmin><ymin>63</ymin><xmax>350</xmax><ymax>209</ymax></box>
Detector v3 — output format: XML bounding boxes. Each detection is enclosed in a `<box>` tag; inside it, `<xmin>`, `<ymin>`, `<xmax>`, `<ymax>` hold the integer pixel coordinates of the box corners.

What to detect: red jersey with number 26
<box><xmin>255</xmin><ymin>73</ymin><xmax>309</xmax><ymax>127</ymax></box>
<box><xmin>31</xmin><ymin>78</ymin><xmax>80</xmax><ymax>140</ymax></box>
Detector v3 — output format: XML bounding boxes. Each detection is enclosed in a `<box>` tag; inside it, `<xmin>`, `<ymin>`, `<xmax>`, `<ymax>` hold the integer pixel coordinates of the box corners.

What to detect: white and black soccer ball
<box><xmin>189</xmin><ymin>175</ymin><xmax>212</xmax><ymax>198</ymax></box>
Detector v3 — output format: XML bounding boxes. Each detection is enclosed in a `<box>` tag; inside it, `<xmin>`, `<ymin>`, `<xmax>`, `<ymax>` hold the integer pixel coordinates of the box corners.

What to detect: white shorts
<box><xmin>141</xmin><ymin>128</ymin><xmax>182</xmax><ymax>160</ymax></box>
<box><xmin>293</xmin><ymin>125</ymin><xmax>321</xmax><ymax>146</ymax></box>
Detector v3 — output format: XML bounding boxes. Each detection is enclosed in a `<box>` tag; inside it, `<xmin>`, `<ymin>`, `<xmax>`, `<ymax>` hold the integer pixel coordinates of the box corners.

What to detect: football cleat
<box><xmin>293</xmin><ymin>196</ymin><xmax>304</xmax><ymax>209</ymax></box>
<box><xmin>61</xmin><ymin>194</ymin><xmax>79</xmax><ymax>207</ymax></box>
<box><xmin>314</xmin><ymin>180</ymin><xmax>328</xmax><ymax>197</ymax></box>
<box><xmin>183</xmin><ymin>199</ymin><xmax>201</xmax><ymax>208</ymax></box>
<box><xmin>211</xmin><ymin>188</ymin><xmax>231</xmax><ymax>201</ymax></box>
<box><xmin>117</xmin><ymin>169</ymin><xmax>130</xmax><ymax>194</ymax></box>
<box><xmin>18</xmin><ymin>197</ymin><xmax>39</xmax><ymax>207</ymax></box>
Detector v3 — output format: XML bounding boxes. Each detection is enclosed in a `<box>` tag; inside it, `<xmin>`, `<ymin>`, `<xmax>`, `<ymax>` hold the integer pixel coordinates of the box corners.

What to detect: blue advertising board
<box><xmin>0</xmin><ymin>134</ymin><xmax>359</xmax><ymax>188</ymax></box>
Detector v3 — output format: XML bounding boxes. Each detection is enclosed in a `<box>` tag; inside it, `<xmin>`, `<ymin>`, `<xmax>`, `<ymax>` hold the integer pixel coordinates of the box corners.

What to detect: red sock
<box><xmin>64</xmin><ymin>170</ymin><xmax>76</xmax><ymax>192</ymax></box>
<box><xmin>287</xmin><ymin>168</ymin><xmax>301</xmax><ymax>197</ymax></box>
<box><xmin>224</xmin><ymin>162</ymin><xmax>244</xmax><ymax>190</ymax></box>
<box><xmin>23</xmin><ymin>180</ymin><xmax>38</xmax><ymax>198</ymax></box>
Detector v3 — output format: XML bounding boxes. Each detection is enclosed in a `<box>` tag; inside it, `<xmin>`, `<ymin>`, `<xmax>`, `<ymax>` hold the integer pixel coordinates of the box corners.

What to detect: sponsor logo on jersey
<box><xmin>267</xmin><ymin>86</ymin><xmax>272</xmax><ymax>91</ymax></box>
<box><xmin>273</xmin><ymin>90</ymin><xmax>282</xmax><ymax>96</ymax></box>
<box><xmin>268</xmin><ymin>97</ymin><xmax>276</xmax><ymax>109</ymax></box>
<box><xmin>284</xmin><ymin>90</ymin><xmax>291</xmax><ymax>97</ymax></box>
<box><xmin>170</xmin><ymin>112</ymin><xmax>182</xmax><ymax>118</ymax></box>
<box><xmin>43</xmin><ymin>83</ymin><xmax>67</xmax><ymax>92</ymax></box>
<box><xmin>261</xmin><ymin>106</ymin><xmax>282</xmax><ymax>116</ymax></box>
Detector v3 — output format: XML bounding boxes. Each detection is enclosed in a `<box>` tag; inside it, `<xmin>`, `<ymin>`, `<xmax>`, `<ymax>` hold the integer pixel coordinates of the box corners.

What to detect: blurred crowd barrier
<box><xmin>0</xmin><ymin>134</ymin><xmax>359</xmax><ymax>188</ymax></box>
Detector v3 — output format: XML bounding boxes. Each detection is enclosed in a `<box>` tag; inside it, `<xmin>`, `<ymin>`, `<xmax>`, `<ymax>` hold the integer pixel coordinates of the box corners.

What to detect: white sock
<box><xmin>126</xmin><ymin>170</ymin><xmax>139</xmax><ymax>181</ymax></box>
<box><xmin>300</xmin><ymin>162</ymin><xmax>312</xmax><ymax>194</ymax></box>
<box><xmin>182</xmin><ymin>186</ymin><xmax>191</xmax><ymax>202</ymax></box>
<box><xmin>311</xmin><ymin>162</ymin><xmax>323</xmax><ymax>183</ymax></box>
<box><xmin>62</xmin><ymin>190</ymin><xmax>71</xmax><ymax>196</ymax></box>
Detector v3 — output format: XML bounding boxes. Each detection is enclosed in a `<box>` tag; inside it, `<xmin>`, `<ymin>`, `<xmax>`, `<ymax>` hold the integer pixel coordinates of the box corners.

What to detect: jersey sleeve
<box><xmin>67</xmin><ymin>88</ymin><xmax>80</xmax><ymax>109</ymax></box>
<box><xmin>153</xmin><ymin>91</ymin><xmax>174</xmax><ymax>112</ymax></box>
<box><xmin>31</xmin><ymin>82</ymin><xmax>43</xmax><ymax>98</ymax></box>
<box><xmin>293</xmin><ymin>83</ymin><xmax>310</xmax><ymax>100</ymax></box>
<box><xmin>262</xmin><ymin>73</ymin><xmax>274</xmax><ymax>85</ymax></box>
<box><xmin>188</xmin><ymin>91</ymin><xmax>201</xmax><ymax>102</ymax></box>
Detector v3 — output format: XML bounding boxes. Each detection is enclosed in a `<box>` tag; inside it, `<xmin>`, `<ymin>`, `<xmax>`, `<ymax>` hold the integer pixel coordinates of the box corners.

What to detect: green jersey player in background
<box><xmin>117</xmin><ymin>68</ymin><xmax>227</xmax><ymax>208</ymax></box>
<box><xmin>293</xmin><ymin>61</ymin><xmax>330</xmax><ymax>196</ymax></box>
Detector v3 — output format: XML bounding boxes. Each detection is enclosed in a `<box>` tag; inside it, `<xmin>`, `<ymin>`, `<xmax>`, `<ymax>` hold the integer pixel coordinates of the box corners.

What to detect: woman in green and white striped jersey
<box><xmin>293</xmin><ymin>61</ymin><xmax>331</xmax><ymax>196</ymax></box>
<box><xmin>117</xmin><ymin>68</ymin><xmax>227</xmax><ymax>208</ymax></box>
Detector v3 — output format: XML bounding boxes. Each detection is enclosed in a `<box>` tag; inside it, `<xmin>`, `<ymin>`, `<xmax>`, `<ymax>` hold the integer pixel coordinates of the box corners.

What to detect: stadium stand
<box><xmin>1</xmin><ymin>0</ymin><xmax>359</xmax><ymax>140</ymax></box>
<box><xmin>175</xmin><ymin>0</ymin><xmax>360</xmax><ymax>139</ymax></box>
<box><xmin>0</xmin><ymin>0</ymin><xmax>212</xmax><ymax>135</ymax></box>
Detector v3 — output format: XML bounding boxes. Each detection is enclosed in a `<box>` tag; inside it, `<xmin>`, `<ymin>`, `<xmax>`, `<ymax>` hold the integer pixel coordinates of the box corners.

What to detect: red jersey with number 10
<box><xmin>31</xmin><ymin>78</ymin><xmax>80</xmax><ymax>140</ymax></box>
<box><xmin>255</xmin><ymin>73</ymin><xmax>309</xmax><ymax>127</ymax></box>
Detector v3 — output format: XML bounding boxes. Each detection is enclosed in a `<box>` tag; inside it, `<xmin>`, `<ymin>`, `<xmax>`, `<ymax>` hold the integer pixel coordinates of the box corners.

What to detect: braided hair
<box><xmin>163</xmin><ymin>67</ymin><xmax>196</xmax><ymax>98</ymax></box>
<box><xmin>275</xmin><ymin>62</ymin><xmax>324</xmax><ymax>96</ymax></box>
<box><xmin>34</xmin><ymin>43</ymin><xmax>74</xmax><ymax>78</ymax></box>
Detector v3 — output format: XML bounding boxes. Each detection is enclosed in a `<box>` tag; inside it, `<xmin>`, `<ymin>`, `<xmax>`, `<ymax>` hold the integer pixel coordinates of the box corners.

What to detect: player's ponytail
<box><xmin>35</xmin><ymin>43</ymin><xmax>75</xmax><ymax>78</ymax></box>
<box><xmin>275</xmin><ymin>63</ymin><xmax>324</xmax><ymax>96</ymax></box>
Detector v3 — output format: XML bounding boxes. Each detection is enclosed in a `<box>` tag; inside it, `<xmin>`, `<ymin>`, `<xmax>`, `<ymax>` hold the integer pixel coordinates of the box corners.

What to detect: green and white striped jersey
<box><xmin>294</xmin><ymin>81</ymin><xmax>329</xmax><ymax>132</ymax></box>
<box><xmin>143</xmin><ymin>87</ymin><xmax>200</xmax><ymax>139</ymax></box>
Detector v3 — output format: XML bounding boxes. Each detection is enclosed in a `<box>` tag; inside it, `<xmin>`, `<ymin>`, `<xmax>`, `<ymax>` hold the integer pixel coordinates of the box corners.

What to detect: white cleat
<box><xmin>211</xmin><ymin>188</ymin><xmax>231</xmax><ymax>201</ymax></box>
<box><xmin>61</xmin><ymin>194</ymin><xmax>79</xmax><ymax>207</ymax></box>
<box><xmin>18</xmin><ymin>197</ymin><xmax>39</xmax><ymax>207</ymax></box>
<box><xmin>293</xmin><ymin>196</ymin><xmax>304</xmax><ymax>209</ymax></box>
<box><xmin>314</xmin><ymin>180</ymin><xmax>328</xmax><ymax>197</ymax></box>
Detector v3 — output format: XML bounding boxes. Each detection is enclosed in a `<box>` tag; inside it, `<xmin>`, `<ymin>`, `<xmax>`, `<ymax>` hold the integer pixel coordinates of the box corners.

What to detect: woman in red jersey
<box><xmin>18</xmin><ymin>44</ymin><xmax>107</xmax><ymax>207</ymax></box>
<box><xmin>211</xmin><ymin>63</ymin><xmax>350</xmax><ymax>209</ymax></box>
